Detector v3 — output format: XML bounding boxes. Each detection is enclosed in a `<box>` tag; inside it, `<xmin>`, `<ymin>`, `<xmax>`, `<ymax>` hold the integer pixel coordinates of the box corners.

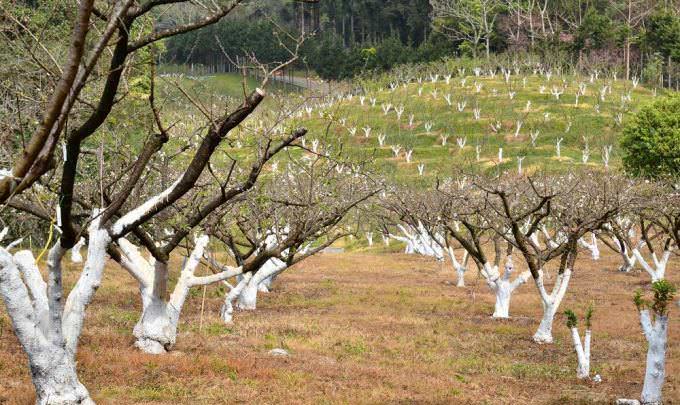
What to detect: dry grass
<box><xmin>0</xmin><ymin>251</ymin><xmax>678</xmax><ymax>404</ymax></box>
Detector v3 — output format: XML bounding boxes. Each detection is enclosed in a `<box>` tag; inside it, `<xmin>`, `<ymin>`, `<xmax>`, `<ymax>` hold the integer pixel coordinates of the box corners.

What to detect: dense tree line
<box><xmin>162</xmin><ymin>0</ymin><xmax>680</xmax><ymax>85</ymax></box>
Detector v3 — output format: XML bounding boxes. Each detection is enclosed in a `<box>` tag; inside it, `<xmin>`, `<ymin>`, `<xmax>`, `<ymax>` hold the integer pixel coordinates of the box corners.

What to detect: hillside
<box><xmin>289</xmin><ymin>71</ymin><xmax>662</xmax><ymax>180</ymax></box>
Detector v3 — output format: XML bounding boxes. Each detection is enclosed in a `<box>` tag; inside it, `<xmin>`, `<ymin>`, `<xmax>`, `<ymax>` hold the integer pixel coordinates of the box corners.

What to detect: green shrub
<box><xmin>620</xmin><ymin>95</ymin><xmax>680</xmax><ymax>177</ymax></box>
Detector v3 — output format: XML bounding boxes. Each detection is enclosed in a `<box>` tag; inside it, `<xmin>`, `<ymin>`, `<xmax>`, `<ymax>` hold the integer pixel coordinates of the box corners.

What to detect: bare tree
<box><xmin>430</xmin><ymin>0</ymin><xmax>503</xmax><ymax>59</ymax></box>
<box><xmin>474</xmin><ymin>172</ymin><xmax>628</xmax><ymax>343</ymax></box>
<box><xmin>386</xmin><ymin>182</ymin><xmax>531</xmax><ymax>317</ymax></box>
<box><xmin>1</xmin><ymin>0</ymin><xmax>297</xmax><ymax>204</ymax></box>
<box><xmin>612</xmin><ymin>0</ymin><xmax>653</xmax><ymax>80</ymax></box>
<box><xmin>207</xmin><ymin>153</ymin><xmax>380</xmax><ymax>321</ymax></box>
<box><xmin>0</xmin><ymin>9</ymin><xmax>310</xmax><ymax>400</ymax></box>
<box><xmin>630</xmin><ymin>183</ymin><xmax>679</xmax><ymax>282</ymax></box>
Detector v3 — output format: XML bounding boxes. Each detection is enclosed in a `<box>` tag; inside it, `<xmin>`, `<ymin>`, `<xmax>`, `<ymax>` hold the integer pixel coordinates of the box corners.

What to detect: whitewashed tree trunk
<box><xmin>237</xmin><ymin>258</ymin><xmax>288</xmax><ymax>310</ymax></box>
<box><xmin>481</xmin><ymin>259</ymin><xmax>530</xmax><ymax>318</ymax></box>
<box><xmin>390</xmin><ymin>233</ymin><xmax>415</xmax><ymax>254</ymax></box>
<box><xmin>221</xmin><ymin>274</ymin><xmax>252</xmax><ymax>323</ymax></box>
<box><xmin>619</xmin><ymin>253</ymin><xmax>637</xmax><ymax>272</ymax></box>
<box><xmin>533</xmin><ymin>269</ymin><xmax>572</xmax><ymax>343</ymax></box>
<box><xmin>70</xmin><ymin>237</ymin><xmax>86</xmax><ymax>263</ymax></box>
<box><xmin>633</xmin><ymin>248</ymin><xmax>672</xmax><ymax>282</ymax></box>
<box><xmin>0</xmin><ymin>211</ymin><xmax>109</xmax><ymax>404</ymax></box>
<box><xmin>133</xmin><ymin>266</ymin><xmax>176</xmax><ymax>354</ymax></box>
<box><xmin>119</xmin><ymin>235</ymin><xmax>241</xmax><ymax>354</ymax></box>
<box><xmin>237</xmin><ymin>278</ymin><xmax>259</xmax><ymax>310</ymax></box>
<box><xmin>616</xmin><ymin>241</ymin><xmax>638</xmax><ymax>273</ymax></box>
<box><xmin>447</xmin><ymin>247</ymin><xmax>469</xmax><ymax>287</ymax></box>
<box><xmin>640</xmin><ymin>310</ymin><xmax>669</xmax><ymax>405</ymax></box>
<box><xmin>259</xmin><ymin>273</ymin><xmax>276</xmax><ymax>292</ymax></box>
<box><xmin>391</xmin><ymin>223</ymin><xmax>444</xmax><ymax>260</ymax></box>
<box><xmin>570</xmin><ymin>327</ymin><xmax>591</xmax><ymax>379</ymax></box>
<box><xmin>578</xmin><ymin>233</ymin><xmax>600</xmax><ymax>260</ymax></box>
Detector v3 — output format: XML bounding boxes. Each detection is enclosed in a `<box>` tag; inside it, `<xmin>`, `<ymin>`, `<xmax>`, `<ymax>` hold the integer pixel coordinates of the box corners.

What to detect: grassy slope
<box><xmin>158</xmin><ymin>72</ymin><xmax>301</xmax><ymax>101</ymax></box>
<box><xmin>0</xmin><ymin>250</ymin><xmax>677</xmax><ymax>404</ymax></box>
<box><xmin>153</xmin><ymin>71</ymin><xmax>669</xmax><ymax>186</ymax></box>
<box><xmin>291</xmin><ymin>74</ymin><xmax>662</xmax><ymax>181</ymax></box>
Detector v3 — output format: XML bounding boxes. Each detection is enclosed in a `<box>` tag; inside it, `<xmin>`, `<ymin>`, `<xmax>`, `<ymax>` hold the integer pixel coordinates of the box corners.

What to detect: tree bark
<box><xmin>532</xmin><ymin>269</ymin><xmax>572</xmax><ymax>344</ymax></box>
<box><xmin>640</xmin><ymin>311</ymin><xmax>668</xmax><ymax>405</ymax></box>
<box><xmin>0</xmin><ymin>215</ymin><xmax>108</xmax><ymax>404</ymax></box>
<box><xmin>570</xmin><ymin>327</ymin><xmax>591</xmax><ymax>379</ymax></box>
<box><xmin>237</xmin><ymin>258</ymin><xmax>288</xmax><ymax>310</ymax></box>
<box><xmin>482</xmin><ymin>260</ymin><xmax>530</xmax><ymax>319</ymax></box>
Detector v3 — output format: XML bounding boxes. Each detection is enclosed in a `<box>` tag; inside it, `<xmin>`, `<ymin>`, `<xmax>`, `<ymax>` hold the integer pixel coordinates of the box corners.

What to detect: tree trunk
<box><xmin>1</xmin><ymin>211</ymin><xmax>110</xmax><ymax>402</ymax></box>
<box><xmin>633</xmin><ymin>248</ymin><xmax>671</xmax><ymax>282</ymax></box>
<box><xmin>221</xmin><ymin>274</ymin><xmax>252</xmax><ymax>323</ymax></box>
<box><xmin>259</xmin><ymin>273</ymin><xmax>277</xmax><ymax>292</ymax></box>
<box><xmin>532</xmin><ymin>269</ymin><xmax>571</xmax><ymax>344</ymax></box>
<box><xmin>641</xmin><ymin>312</ymin><xmax>668</xmax><ymax>405</ymax></box>
<box><xmin>492</xmin><ymin>281</ymin><xmax>512</xmax><ymax>318</ymax></box>
<box><xmin>484</xmin><ymin>259</ymin><xmax>529</xmax><ymax>319</ymax></box>
<box><xmin>133</xmin><ymin>290</ymin><xmax>177</xmax><ymax>354</ymax></box>
<box><xmin>485</xmin><ymin>37</ymin><xmax>490</xmax><ymax>60</ymax></box>
<box><xmin>456</xmin><ymin>266</ymin><xmax>466</xmax><ymax>287</ymax></box>
<box><xmin>121</xmin><ymin>235</ymin><xmax>231</xmax><ymax>354</ymax></box>
<box><xmin>237</xmin><ymin>257</ymin><xmax>288</xmax><ymax>311</ymax></box>
<box><xmin>30</xmin><ymin>347</ymin><xmax>93</xmax><ymax>405</ymax></box>
<box><xmin>618</xmin><ymin>251</ymin><xmax>636</xmax><ymax>273</ymax></box>
<box><xmin>126</xmin><ymin>258</ymin><xmax>177</xmax><ymax>354</ymax></box>
<box><xmin>625</xmin><ymin>36</ymin><xmax>631</xmax><ymax>81</ymax></box>
<box><xmin>534</xmin><ymin>302</ymin><xmax>557</xmax><ymax>343</ymax></box>
<box><xmin>570</xmin><ymin>327</ymin><xmax>590</xmax><ymax>379</ymax></box>
<box><xmin>237</xmin><ymin>279</ymin><xmax>259</xmax><ymax>310</ymax></box>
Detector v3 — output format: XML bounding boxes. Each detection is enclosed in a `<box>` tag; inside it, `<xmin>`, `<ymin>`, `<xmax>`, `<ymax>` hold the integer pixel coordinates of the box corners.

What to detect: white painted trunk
<box><xmin>532</xmin><ymin>269</ymin><xmax>572</xmax><ymax>344</ymax></box>
<box><xmin>447</xmin><ymin>247</ymin><xmax>468</xmax><ymax>288</ymax></box>
<box><xmin>237</xmin><ymin>258</ymin><xmax>288</xmax><ymax>311</ymax></box>
<box><xmin>257</xmin><ymin>282</ymin><xmax>270</xmax><ymax>293</ymax></box>
<box><xmin>579</xmin><ymin>233</ymin><xmax>600</xmax><ymax>261</ymax></box>
<box><xmin>119</xmin><ymin>235</ymin><xmax>242</xmax><ymax>354</ymax></box>
<box><xmin>492</xmin><ymin>282</ymin><xmax>512</xmax><ymax>318</ymax></box>
<box><xmin>1</xmin><ymin>249</ymin><xmax>93</xmax><ymax>404</ymax></box>
<box><xmin>633</xmin><ymin>249</ymin><xmax>671</xmax><ymax>282</ymax></box>
<box><xmin>534</xmin><ymin>303</ymin><xmax>557</xmax><ymax>343</ymax></box>
<box><xmin>640</xmin><ymin>311</ymin><xmax>668</xmax><ymax>405</ymax></box>
<box><xmin>31</xmin><ymin>347</ymin><xmax>94</xmax><ymax>405</ymax></box>
<box><xmin>133</xmin><ymin>290</ymin><xmax>178</xmax><ymax>354</ymax></box>
<box><xmin>237</xmin><ymin>281</ymin><xmax>259</xmax><ymax>310</ymax></box>
<box><xmin>259</xmin><ymin>273</ymin><xmax>277</xmax><ymax>292</ymax></box>
<box><xmin>571</xmin><ymin>327</ymin><xmax>591</xmax><ymax>379</ymax></box>
<box><xmin>618</xmin><ymin>251</ymin><xmax>637</xmax><ymax>273</ymax></box>
<box><xmin>0</xmin><ymin>211</ymin><xmax>109</xmax><ymax>404</ymax></box>
<box><xmin>221</xmin><ymin>274</ymin><xmax>252</xmax><ymax>323</ymax></box>
<box><xmin>69</xmin><ymin>237</ymin><xmax>86</xmax><ymax>264</ymax></box>
<box><xmin>483</xmin><ymin>259</ymin><xmax>530</xmax><ymax>319</ymax></box>
<box><xmin>584</xmin><ymin>330</ymin><xmax>591</xmax><ymax>377</ymax></box>
<box><xmin>456</xmin><ymin>266</ymin><xmax>466</xmax><ymax>287</ymax></box>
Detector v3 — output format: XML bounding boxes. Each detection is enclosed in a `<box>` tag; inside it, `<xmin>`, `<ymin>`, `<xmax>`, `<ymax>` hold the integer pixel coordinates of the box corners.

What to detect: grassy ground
<box><xmin>1</xmin><ymin>249</ymin><xmax>678</xmax><ymax>404</ymax></box>
<box><xmin>288</xmin><ymin>74</ymin><xmax>666</xmax><ymax>180</ymax></box>
<box><xmin>149</xmin><ymin>69</ymin><xmax>673</xmax><ymax>184</ymax></box>
<box><xmin>157</xmin><ymin>71</ymin><xmax>301</xmax><ymax>100</ymax></box>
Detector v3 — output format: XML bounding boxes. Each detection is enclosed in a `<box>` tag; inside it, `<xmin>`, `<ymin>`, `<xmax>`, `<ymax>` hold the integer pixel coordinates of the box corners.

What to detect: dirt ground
<box><xmin>0</xmin><ymin>250</ymin><xmax>678</xmax><ymax>404</ymax></box>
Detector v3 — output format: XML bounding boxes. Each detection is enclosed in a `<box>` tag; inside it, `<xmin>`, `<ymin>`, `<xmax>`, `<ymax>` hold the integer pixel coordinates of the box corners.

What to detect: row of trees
<box><xmin>0</xmin><ymin>0</ymin><xmax>377</xmax><ymax>403</ymax></box>
<box><xmin>382</xmin><ymin>172</ymin><xmax>678</xmax><ymax>404</ymax></box>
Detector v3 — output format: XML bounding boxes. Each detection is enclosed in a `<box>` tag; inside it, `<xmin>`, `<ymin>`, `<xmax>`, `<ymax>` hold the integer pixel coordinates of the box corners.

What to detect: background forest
<box><xmin>161</xmin><ymin>0</ymin><xmax>680</xmax><ymax>84</ymax></box>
